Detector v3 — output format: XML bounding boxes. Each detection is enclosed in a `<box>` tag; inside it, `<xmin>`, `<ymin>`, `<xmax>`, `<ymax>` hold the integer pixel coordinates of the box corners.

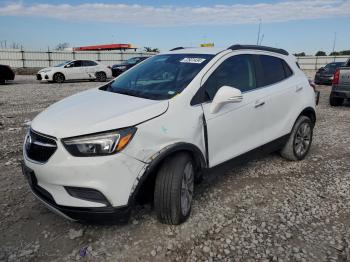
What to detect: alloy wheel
<box><xmin>294</xmin><ymin>122</ymin><xmax>311</xmax><ymax>158</ymax></box>
<box><xmin>180</xmin><ymin>162</ymin><xmax>194</xmax><ymax>216</ymax></box>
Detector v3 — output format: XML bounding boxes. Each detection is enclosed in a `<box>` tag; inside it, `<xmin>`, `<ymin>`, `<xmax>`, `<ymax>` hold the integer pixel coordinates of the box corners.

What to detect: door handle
<box><xmin>296</xmin><ymin>85</ymin><xmax>303</xmax><ymax>92</ymax></box>
<box><xmin>254</xmin><ymin>101</ymin><xmax>265</xmax><ymax>108</ymax></box>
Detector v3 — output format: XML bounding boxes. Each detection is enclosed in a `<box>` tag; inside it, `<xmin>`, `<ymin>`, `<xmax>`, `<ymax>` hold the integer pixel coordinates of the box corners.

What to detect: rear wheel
<box><xmin>0</xmin><ymin>78</ymin><xmax>5</xmax><ymax>85</ymax></box>
<box><xmin>53</xmin><ymin>73</ymin><xmax>65</xmax><ymax>83</ymax></box>
<box><xmin>96</xmin><ymin>72</ymin><xmax>107</xmax><ymax>82</ymax></box>
<box><xmin>329</xmin><ymin>94</ymin><xmax>344</xmax><ymax>106</ymax></box>
<box><xmin>154</xmin><ymin>153</ymin><xmax>194</xmax><ymax>225</ymax></box>
<box><xmin>280</xmin><ymin>116</ymin><xmax>313</xmax><ymax>161</ymax></box>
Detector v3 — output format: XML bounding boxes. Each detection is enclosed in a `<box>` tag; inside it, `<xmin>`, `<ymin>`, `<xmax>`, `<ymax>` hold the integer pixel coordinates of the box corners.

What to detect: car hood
<box><xmin>38</xmin><ymin>67</ymin><xmax>55</xmax><ymax>73</ymax></box>
<box><xmin>31</xmin><ymin>88</ymin><xmax>168</xmax><ymax>138</ymax></box>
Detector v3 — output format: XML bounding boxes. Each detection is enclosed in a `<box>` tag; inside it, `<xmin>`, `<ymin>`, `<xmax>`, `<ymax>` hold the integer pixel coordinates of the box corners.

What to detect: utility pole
<box><xmin>256</xmin><ymin>19</ymin><xmax>262</xmax><ymax>45</ymax></box>
<box><xmin>332</xmin><ymin>32</ymin><xmax>337</xmax><ymax>61</ymax></box>
<box><xmin>259</xmin><ymin>34</ymin><xmax>264</xmax><ymax>46</ymax></box>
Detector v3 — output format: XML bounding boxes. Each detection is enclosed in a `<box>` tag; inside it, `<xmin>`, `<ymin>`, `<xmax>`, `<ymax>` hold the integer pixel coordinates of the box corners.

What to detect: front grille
<box><xmin>25</xmin><ymin>129</ymin><xmax>57</xmax><ymax>163</ymax></box>
<box><xmin>36</xmin><ymin>74</ymin><xmax>42</xmax><ymax>80</ymax></box>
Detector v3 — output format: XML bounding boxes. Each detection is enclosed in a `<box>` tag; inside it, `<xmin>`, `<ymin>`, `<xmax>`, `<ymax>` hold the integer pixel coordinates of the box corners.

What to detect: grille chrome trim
<box><xmin>25</xmin><ymin>129</ymin><xmax>57</xmax><ymax>163</ymax></box>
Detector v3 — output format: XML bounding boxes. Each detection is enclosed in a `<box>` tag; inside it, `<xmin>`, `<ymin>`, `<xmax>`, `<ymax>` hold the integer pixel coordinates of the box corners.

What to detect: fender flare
<box><xmin>128</xmin><ymin>142</ymin><xmax>206</xmax><ymax>206</ymax></box>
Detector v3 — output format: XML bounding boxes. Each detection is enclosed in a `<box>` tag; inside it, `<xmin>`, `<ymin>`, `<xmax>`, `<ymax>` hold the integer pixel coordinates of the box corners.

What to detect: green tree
<box><xmin>54</xmin><ymin>42</ymin><xmax>69</xmax><ymax>51</ymax></box>
<box><xmin>144</xmin><ymin>47</ymin><xmax>160</xmax><ymax>53</ymax></box>
<box><xmin>315</xmin><ymin>51</ymin><xmax>326</xmax><ymax>56</ymax></box>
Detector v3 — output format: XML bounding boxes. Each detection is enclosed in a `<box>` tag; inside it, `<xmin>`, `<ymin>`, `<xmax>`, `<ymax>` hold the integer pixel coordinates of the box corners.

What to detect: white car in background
<box><xmin>36</xmin><ymin>60</ymin><xmax>112</xmax><ymax>83</ymax></box>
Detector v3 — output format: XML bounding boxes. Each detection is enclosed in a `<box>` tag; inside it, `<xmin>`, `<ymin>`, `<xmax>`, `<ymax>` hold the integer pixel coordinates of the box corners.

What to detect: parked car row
<box><xmin>1</xmin><ymin>56</ymin><xmax>151</xmax><ymax>85</ymax></box>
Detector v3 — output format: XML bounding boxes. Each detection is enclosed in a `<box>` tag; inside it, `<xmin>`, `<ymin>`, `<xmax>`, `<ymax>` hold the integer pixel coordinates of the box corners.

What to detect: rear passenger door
<box><xmin>255</xmin><ymin>54</ymin><xmax>297</xmax><ymax>144</ymax></box>
<box><xmin>199</xmin><ymin>54</ymin><xmax>266</xmax><ymax>167</ymax></box>
<box><xmin>82</xmin><ymin>60</ymin><xmax>98</xmax><ymax>79</ymax></box>
<box><xmin>65</xmin><ymin>60</ymin><xmax>85</xmax><ymax>80</ymax></box>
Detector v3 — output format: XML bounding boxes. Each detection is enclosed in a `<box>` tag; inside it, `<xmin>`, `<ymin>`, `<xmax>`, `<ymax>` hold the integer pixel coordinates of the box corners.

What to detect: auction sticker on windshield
<box><xmin>180</xmin><ymin>58</ymin><xmax>206</xmax><ymax>64</ymax></box>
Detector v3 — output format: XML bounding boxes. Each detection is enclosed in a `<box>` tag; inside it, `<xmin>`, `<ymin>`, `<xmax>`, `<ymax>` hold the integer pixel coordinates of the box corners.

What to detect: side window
<box><xmin>73</xmin><ymin>60</ymin><xmax>82</xmax><ymax>67</ymax></box>
<box><xmin>202</xmin><ymin>55</ymin><xmax>256</xmax><ymax>101</ymax></box>
<box><xmin>82</xmin><ymin>60</ymin><xmax>97</xmax><ymax>67</ymax></box>
<box><xmin>258</xmin><ymin>55</ymin><xmax>291</xmax><ymax>86</ymax></box>
<box><xmin>282</xmin><ymin>61</ymin><xmax>293</xmax><ymax>78</ymax></box>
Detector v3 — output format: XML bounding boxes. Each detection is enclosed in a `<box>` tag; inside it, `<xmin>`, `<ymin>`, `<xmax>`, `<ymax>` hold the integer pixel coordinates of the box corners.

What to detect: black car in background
<box><xmin>0</xmin><ymin>64</ymin><xmax>15</xmax><ymax>84</ymax></box>
<box><xmin>314</xmin><ymin>62</ymin><xmax>344</xmax><ymax>85</ymax></box>
<box><xmin>111</xmin><ymin>57</ymin><xmax>148</xmax><ymax>77</ymax></box>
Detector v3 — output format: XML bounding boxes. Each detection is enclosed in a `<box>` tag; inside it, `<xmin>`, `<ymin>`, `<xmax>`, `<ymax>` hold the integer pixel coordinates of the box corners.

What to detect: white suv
<box><xmin>22</xmin><ymin>45</ymin><xmax>316</xmax><ymax>225</ymax></box>
<box><xmin>36</xmin><ymin>60</ymin><xmax>112</xmax><ymax>83</ymax></box>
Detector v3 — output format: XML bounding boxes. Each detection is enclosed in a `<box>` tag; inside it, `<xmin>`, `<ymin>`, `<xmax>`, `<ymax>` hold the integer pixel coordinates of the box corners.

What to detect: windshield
<box><xmin>122</xmin><ymin>57</ymin><xmax>140</xmax><ymax>65</ymax></box>
<box><xmin>102</xmin><ymin>54</ymin><xmax>214</xmax><ymax>100</ymax></box>
<box><xmin>324</xmin><ymin>62</ymin><xmax>344</xmax><ymax>73</ymax></box>
<box><xmin>55</xmin><ymin>61</ymin><xmax>71</xmax><ymax>67</ymax></box>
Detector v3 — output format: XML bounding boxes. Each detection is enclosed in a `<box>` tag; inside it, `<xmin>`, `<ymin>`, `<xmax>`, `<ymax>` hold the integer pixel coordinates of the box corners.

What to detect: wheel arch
<box><xmin>298</xmin><ymin>107</ymin><xmax>316</xmax><ymax>125</ymax></box>
<box><xmin>128</xmin><ymin>142</ymin><xmax>206</xmax><ymax>206</ymax></box>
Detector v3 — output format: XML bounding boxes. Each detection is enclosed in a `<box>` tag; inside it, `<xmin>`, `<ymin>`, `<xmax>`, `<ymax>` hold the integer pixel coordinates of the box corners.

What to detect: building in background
<box><xmin>73</xmin><ymin>44</ymin><xmax>137</xmax><ymax>51</ymax></box>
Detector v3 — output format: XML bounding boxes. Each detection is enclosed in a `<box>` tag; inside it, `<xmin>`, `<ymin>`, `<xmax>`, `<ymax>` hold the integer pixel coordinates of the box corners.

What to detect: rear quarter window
<box><xmin>259</xmin><ymin>55</ymin><xmax>289</xmax><ymax>86</ymax></box>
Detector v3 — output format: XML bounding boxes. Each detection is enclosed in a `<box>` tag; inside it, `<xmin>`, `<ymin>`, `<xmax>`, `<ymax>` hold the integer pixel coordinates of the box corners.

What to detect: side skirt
<box><xmin>204</xmin><ymin>134</ymin><xmax>290</xmax><ymax>174</ymax></box>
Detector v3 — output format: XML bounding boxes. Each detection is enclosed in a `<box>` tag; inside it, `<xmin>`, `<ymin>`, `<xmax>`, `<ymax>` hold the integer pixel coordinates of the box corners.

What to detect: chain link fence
<box><xmin>0</xmin><ymin>49</ymin><xmax>157</xmax><ymax>68</ymax></box>
<box><xmin>0</xmin><ymin>49</ymin><xmax>349</xmax><ymax>70</ymax></box>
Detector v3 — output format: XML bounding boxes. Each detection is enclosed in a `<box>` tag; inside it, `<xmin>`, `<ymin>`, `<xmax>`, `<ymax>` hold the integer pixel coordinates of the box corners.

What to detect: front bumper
<box><xmin>111</xmin><ymin>68</ymin><xmax>124</xmax><ymax>77</ymax></box>
<box><xmin>36</xmin><ymin>72</ymin><xmax>52</xmax><ymax>81</ymax></box>
<box><xmin>22</xmin><ymin>162</ymin><xmax>131</xmax><ymax>223</ymax></box>
<box><xmin>22</xmin><ymin>133</ymin><xmax>147</xmax><ymax>222</ymax></box>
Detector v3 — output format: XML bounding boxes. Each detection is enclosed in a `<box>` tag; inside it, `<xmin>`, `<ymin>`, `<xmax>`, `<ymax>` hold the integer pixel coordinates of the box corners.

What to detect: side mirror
<box><xmin>210</xmin><ymin>86</ymin><xmax>242</xmax><ymax>114</ymax></box>
<box><xmin>318</xmin><ymin>67</ymin><xmax>325</xmax><ymax>71</ymax></box>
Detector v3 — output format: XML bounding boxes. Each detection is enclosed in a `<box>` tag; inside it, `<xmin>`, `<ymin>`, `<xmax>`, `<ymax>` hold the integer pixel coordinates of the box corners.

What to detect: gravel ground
<box><xmin>0</xmin><ymin>74</ymin><xmax>349</xmax><ymax>262</ymax></box>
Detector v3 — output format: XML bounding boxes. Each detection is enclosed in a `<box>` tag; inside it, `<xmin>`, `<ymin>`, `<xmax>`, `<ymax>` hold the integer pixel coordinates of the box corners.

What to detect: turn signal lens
<box><xmin>116</xmin><ymin>133</ymin><xmax>133</xmax><ymax>151</ymax></box>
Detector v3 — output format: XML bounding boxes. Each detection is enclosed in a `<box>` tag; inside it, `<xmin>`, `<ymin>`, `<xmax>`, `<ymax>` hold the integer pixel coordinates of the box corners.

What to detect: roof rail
<box><xmin>169</xmin><ymin>47</ymin><xmax>185</xmax><ymax>51</ymax></box>
<box><xmin>228</xmin><ymin>44</ymin><xmax>289</xmax><ymax>56</ymax></box>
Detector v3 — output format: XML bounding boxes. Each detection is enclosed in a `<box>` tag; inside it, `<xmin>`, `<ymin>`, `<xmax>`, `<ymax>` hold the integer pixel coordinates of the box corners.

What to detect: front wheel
<box><xmin>154</xmin><ymin>153</ymin><xmax>194</xmax><ymax>225</ymax></box>
<box><xmin>53</xmin><ymin>73</ymin><xmax>65</xmax><ymax>83</ymax></box>
<box><xmin>95</xmin><ymin>72</ymin><xmax>107</xmax><ymax>82</ymax></box>
<box><xmin>280</xmin><ymin>116</ymin><xmax>313</xmax><ymax>161</ymax></box>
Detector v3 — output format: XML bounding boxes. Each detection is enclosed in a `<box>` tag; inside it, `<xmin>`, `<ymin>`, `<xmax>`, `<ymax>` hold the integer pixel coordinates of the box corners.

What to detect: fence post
<box><xmin>97</xmin><ymin>51</ymin><xmax>101</xmax><ymax>62</ymax></box>
<box><xmin>47</xmin><ymin>47</ymin><xmax>52</xmax><ymax>67</ymax></box>
<box><xmin>21</xmin><ymin>46</ymin><xmax>25</xmax><ymax>68</ymax></box>
<box><xmin>72</xmin><ymin>50</ymin><xmax>76</xmax><ymax>60</ymax></box>
<box><xmin>315</xmin><ymin>56</ymin><xmax>318</xmax><ymax>70</ymax></box>
<box><xmin>120</xmin><ymin>50</ymin><xmax>123</xmax><ymax>63</ymax></box>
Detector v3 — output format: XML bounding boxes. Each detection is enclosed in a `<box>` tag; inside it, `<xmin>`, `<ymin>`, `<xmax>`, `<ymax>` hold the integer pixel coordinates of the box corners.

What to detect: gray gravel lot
<box><xmin>0</xmin><ymin>74</ymin><xmax>350</xmax><ymax>262</ymax></box>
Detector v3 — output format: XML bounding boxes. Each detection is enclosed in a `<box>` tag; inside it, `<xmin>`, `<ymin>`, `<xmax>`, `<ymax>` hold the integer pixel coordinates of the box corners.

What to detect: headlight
<box><xmin>40</xmin><ymin>69</ymin><xmax>51</xmax><ymax>73</ymax></box>
<box><xmin>62</xmin><ymin>127</ymin><xmax>136</xmax><ymax>157</ymax></box>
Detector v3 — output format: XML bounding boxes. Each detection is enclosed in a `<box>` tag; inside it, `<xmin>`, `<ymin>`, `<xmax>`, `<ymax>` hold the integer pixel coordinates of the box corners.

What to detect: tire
<box><xmin>280</xmin><ymin>116</ymin><xmax>313</xmax><ymax>161</ymax></box>
<box><xmin>154</xmin><ymin>153</ymin><xmax>195</xmax><ymax>225</ymax></box>
<box><xmin>96</xmin><ymin>72</ymin><xmax>107</xmax><ymax>82</ymax></box>
<box><xmin>329</xmin><ymin>94</ymin><xmax>344</xmax><ymax>106</ymax></box>
<box><xmin>53</xmin><ymin>73</ymin><xmax>65</xmax><ymax>83</ymax></box>
<box><xmin>0</xmin><ymin>78</ymin><xmax>5</xmax><ymax>85</ymax></box>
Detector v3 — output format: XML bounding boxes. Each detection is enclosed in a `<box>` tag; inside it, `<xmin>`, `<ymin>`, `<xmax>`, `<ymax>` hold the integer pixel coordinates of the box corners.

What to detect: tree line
<box><xmin>294</xmin><ymin>50</ymin><xmax>350</xmax><ymax>57</ymax></box>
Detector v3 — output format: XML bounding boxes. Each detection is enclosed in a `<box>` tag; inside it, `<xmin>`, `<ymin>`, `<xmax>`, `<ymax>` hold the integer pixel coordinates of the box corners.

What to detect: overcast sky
<box><xmin>0</xmin><ymin>0</ymin><xmax>349</xmax><ymax>54</ymax></box>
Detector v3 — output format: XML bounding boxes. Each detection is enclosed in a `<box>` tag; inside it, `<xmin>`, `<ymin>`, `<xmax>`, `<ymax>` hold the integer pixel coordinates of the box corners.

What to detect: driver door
<box><xmin>199</xmin><ymin>54</ymin><xmax>266</xmax><ymax>167</ymax></box>
<box><xmin>64</xmin><ymin>60</ymin><xmax>85</xmax><ymax>80</ymax></box>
